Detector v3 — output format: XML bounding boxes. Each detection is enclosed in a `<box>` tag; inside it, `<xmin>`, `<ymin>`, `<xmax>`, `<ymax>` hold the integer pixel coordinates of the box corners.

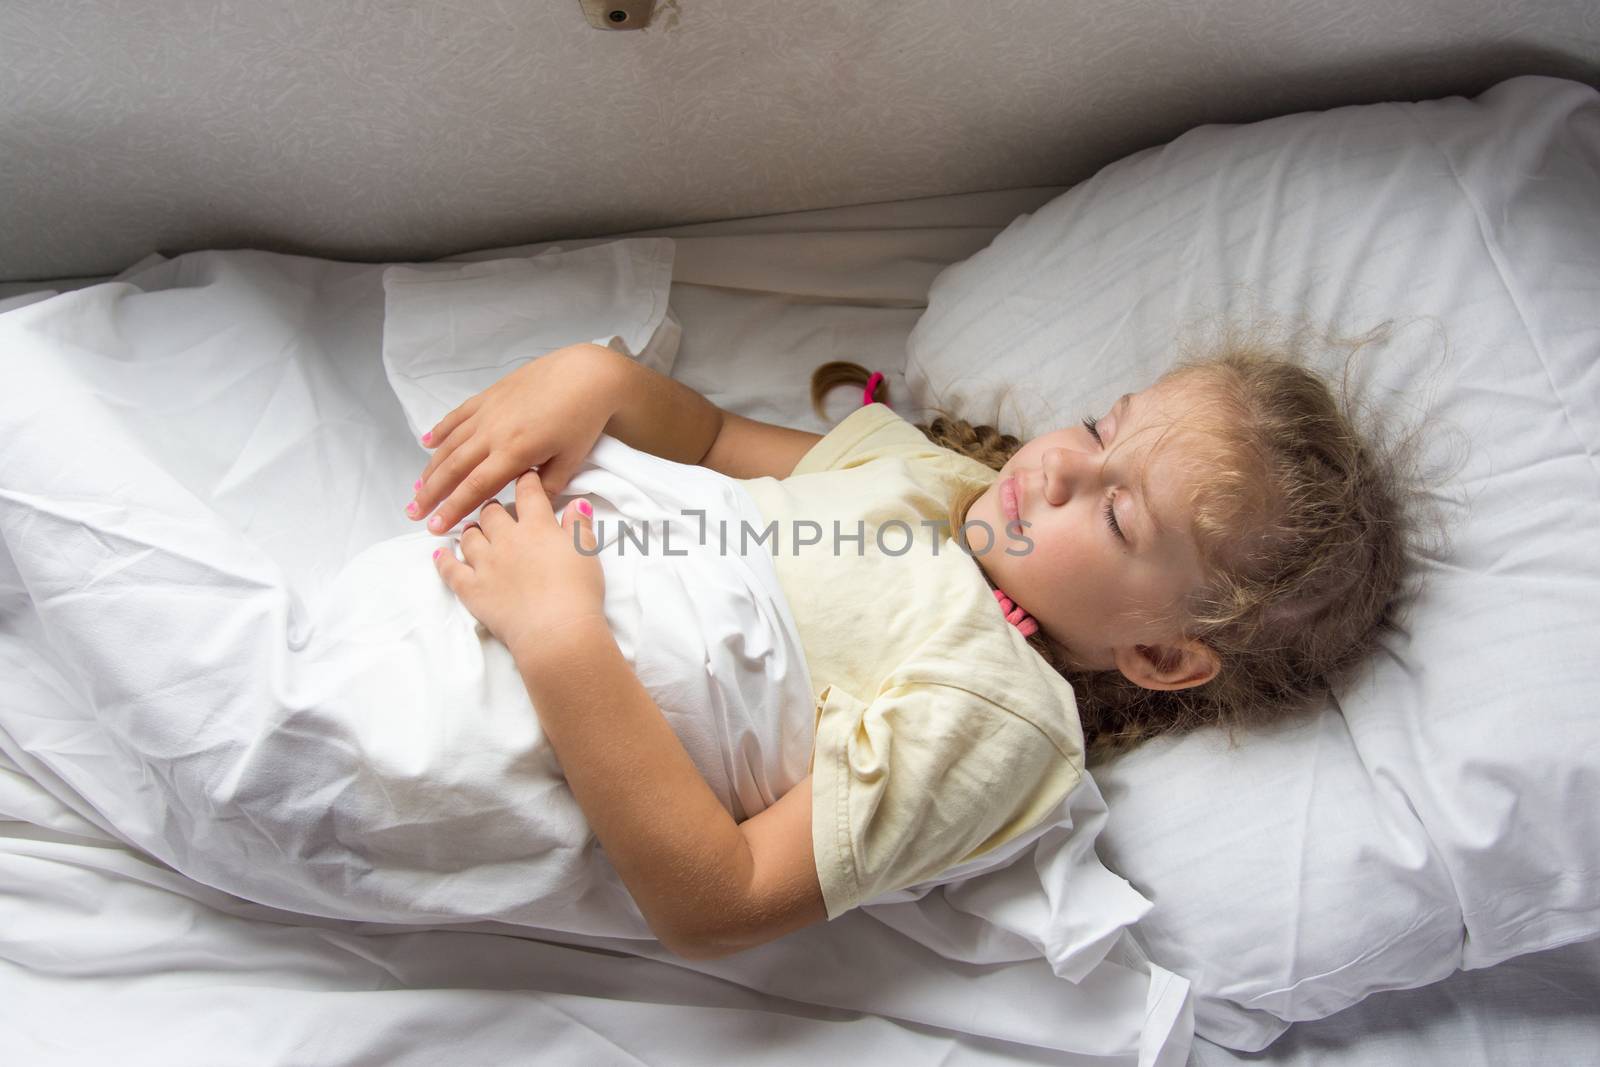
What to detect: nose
<box><xmin>1041</xmin><ymin>445</ymin><xmax>1094</xmax><ymax>506</ymax></box>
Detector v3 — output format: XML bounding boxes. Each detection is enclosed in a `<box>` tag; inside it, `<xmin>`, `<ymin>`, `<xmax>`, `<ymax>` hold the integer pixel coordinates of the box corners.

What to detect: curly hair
<box><xmin>810</xmin><ymin>317</ymin><xmax>1444</xmax><ymax>763</ymax></box>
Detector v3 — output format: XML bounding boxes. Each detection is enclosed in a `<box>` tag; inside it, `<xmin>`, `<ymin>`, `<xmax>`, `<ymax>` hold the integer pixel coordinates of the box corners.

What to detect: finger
<box><xmin>536</xmin><ymin>451</ymin><xmax>582</xmax><ymax>500</ymax></box>
<box><xmin>514</xmin><ymin>469</ymin><xmax>554</xmax><ymax>520</ymax></box>
<box><xmin>458</xmin><ymin>521</ymin><xmax>485</xmax><ymax>562</ymax></box>
<box><xmin>432</xmin><ymin>542</ymin><xmax>461</xmax><ymax>583</ymax></box>
<box><xmin>561</xmin><ymin>498</ymin><xmax>595</xmax><ymax>553</ymax></box>
<box><xmin>419</xmin><ymin>415</ymin><xmax>480</xmax><ymax>495</ymax></box>
<box><xmin>428</xmin><ymin>454</ymin><xmax>518</xmax><ymax>534</ymax></box>
<box><xmin>413</xmin><ymin>433</ymin><xmax>486</xmax><ymax>525</ymax></box>
<box><xmin>567</xmin><ymin>498</ymin><xmax>598</xmax><ymax>552</ymax></box>
<box><xmin>420</xmin><ymin>396</ymin><xmax>479</xmax><ymax>454</ymax></box>
<box><xmin>478</xmin><ymin>498</ymin><xmax>512</xmax><ymax>536</ymax></box>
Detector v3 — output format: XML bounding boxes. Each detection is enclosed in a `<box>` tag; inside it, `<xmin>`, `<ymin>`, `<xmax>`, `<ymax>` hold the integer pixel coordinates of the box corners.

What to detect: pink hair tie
<box><xmin>862</xmin><ymin>371</ymin><xmax>887</xmax><ymax>408</ymax></box>
<box><xmin>993</xmin><ymin>588</ymin><xmax>1040</xmax><ymax>637</ymax></box>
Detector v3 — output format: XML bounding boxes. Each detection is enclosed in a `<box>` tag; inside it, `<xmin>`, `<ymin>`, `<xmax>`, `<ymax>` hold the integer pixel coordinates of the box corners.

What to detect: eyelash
<box><xmin>1080</xmin><ymin>416</ymin><xmax>1126</xmax><ymax>542</ymax></box>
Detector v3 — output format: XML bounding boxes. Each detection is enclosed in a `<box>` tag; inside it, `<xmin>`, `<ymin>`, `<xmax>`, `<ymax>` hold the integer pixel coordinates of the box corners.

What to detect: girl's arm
<box><xmin>594</xmin><ymin>346</ymin><xmax>824</xmax><ymax>480</ymax></box>
<box><xmin>413</xmin><ymin>344</ymin><xmax>821</xmax><ymax>535</ymax></box>
<box><xmin>509</xmin><ymin>616</ymin><xmax>828</xmax><ymax>958</ymax></box>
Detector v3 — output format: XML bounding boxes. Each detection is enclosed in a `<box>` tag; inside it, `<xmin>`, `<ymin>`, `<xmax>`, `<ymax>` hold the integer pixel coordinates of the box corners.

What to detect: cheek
<box><xmin>1001</xmin><ymin>522</ymin><xmax>1047</xmax><ymax>583</ymax></box>
<box><xmin>1024</xmin><ymin>516</ymin><xmax>1096</xmax><ymax>581</ymax></box>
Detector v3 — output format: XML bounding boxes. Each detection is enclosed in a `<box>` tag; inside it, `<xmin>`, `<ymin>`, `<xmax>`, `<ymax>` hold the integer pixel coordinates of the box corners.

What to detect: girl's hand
<box><xmin>410</xmin><ymin>344</ymin><xmax>622</xmax><ymax>535</ymax></box>
<box><xmin>434</xmin><ymin>470</ymin><xmax>605</xmax><ymax>658</ymax></box>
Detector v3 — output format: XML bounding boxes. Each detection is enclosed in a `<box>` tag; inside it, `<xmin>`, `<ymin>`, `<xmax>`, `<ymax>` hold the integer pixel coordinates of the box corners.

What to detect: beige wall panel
<box><xmin>1</xmin><ymin>0</ymin><xmax>1596</xmax><ymax>282</ymax></box>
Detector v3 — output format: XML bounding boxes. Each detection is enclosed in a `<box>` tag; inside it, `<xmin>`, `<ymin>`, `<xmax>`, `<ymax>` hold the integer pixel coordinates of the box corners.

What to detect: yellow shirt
<box><xmin>738</xmin><ymin>403</ymin><xmax>1085</xmax><ymax>920</ymax></box>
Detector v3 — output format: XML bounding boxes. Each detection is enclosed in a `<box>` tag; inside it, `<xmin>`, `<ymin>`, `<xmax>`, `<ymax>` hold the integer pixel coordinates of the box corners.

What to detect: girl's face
<box><xmin>965</xmin><ymin>376</ymin><xmax>1221</xmax><ymax>689</ymax></box>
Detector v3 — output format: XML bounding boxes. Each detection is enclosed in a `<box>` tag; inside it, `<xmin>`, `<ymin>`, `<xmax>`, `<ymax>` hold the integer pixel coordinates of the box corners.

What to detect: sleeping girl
<box><xmin>407</xmin><ymin>337</ymin><xmax>1413</xmax><ymax>962</ymax></box>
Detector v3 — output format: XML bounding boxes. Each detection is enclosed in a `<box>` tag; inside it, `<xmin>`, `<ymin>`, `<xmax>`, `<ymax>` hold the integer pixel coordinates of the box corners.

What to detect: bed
<box><xmin>0</xmin><ymin>188</ymin><xmax>1196</xmax><ymax>1066</ymax></box>
<box><xmin>4</xmin><ymin>7</ymin><xmax>1600</xmax><ymax>1064</ymax></box>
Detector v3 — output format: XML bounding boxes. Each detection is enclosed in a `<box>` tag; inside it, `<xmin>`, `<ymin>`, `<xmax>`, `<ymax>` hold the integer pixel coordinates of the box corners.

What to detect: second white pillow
<box><xmin>382</xmin><ymin>237</ymin><xmax>680</xmax><ymax>440</ymax></box>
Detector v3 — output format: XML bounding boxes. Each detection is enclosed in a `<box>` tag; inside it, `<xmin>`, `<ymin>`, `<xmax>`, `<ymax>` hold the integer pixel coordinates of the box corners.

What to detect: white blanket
<box><xmin>0</xmin><ymin>289</ymin><xmax>817</xmax><ymax>935</ymax></box>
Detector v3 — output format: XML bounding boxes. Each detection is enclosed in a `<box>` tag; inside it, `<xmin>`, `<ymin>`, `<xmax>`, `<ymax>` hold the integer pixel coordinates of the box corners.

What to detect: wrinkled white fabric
<box><xmin>0</xmin><ymin>285</ymin><xmax>814</xmax><ymax>939</ymax></box>
<box><xmin>0</xmin><ymin>212</ymin><xmax>1195</xmax><ymax>1067</ymax></box>
<box><xmin>379</xmin><ymin>250</ymin><xmax>1158</xmax><ymax>980</ymax></box>
<box><xmin>906</xmin><ymin>73</ymin><xmax>1600</xmax><ymax>1049</ymax></box>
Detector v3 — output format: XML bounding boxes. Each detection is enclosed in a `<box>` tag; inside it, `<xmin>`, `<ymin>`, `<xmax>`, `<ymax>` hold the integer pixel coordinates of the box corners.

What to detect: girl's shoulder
<box><xmin>878</xmin><ymin>560</ymin><xmax>1085</xmax><ymax>765</ymax></box>
<box><xmin>799</xmin><ymin>403</ymin><xmax>991</xmax><ymax>484</ymax></box>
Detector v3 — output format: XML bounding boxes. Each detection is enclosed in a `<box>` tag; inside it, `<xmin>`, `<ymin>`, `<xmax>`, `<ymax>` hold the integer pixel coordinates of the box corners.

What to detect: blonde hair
<box><xmin>810</xmin><ymin>318</ymin><xmax>1444</xmax><ymax>763</ymax></box>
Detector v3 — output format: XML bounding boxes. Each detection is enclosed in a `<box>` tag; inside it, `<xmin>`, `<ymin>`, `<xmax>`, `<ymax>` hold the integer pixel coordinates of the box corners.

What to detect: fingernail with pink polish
<box><xmin>421</xmin><ymin>432</ymin><xmax>433</xmax><ymax>445</ymax></box>
<box><xmin>577</xmin><ymin>500</ymin><xmax>592</xmax><ymax>518</ymax></box>
<box><xmin>414</xmin><ymin>479</ymin><xmax>422</xmax><ymax>491</ymax></box>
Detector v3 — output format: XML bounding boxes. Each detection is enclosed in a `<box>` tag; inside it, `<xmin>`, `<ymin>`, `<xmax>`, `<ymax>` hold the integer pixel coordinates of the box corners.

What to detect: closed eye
<box><xmin>1081</xmin><ymin>415</ymin><xmax>1126</xmax><ymax>543</ymax></box>
<box><xmin>1102</xmin><ymin>498</ymin><xmax>1125</xmax><ymax>541</ymax></box>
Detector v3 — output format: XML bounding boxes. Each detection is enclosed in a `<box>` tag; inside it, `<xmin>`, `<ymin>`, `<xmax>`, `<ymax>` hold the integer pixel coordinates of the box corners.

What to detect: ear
<box><xmin>1112</xmin><ymin>637</ymin><xmax>1219</xmax><ymax>691</ymax></box>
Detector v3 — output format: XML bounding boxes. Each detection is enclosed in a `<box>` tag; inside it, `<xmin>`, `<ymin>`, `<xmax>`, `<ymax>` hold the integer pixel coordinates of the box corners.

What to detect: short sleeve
<box><xmin>809</xmin><ymin>680</ymin><xmax>1082</xmax><ymax>920</ymax></box>
<box><xmin>792</xmin><ymin>402</ymin><xmax>946</xmax><ymax>477</ymax></box>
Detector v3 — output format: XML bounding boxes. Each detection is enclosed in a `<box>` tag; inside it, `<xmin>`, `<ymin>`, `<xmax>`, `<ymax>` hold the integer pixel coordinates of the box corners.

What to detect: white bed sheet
<box><xmin>0</xmin><ymin>752</ymin><xmax>1159</xmax><ymax>1067</ymax></box>
<box><xmin>1189</xmin><ymin>936</ymin><xmax>1600</xmax><ymax>1067</ymax></box>
<box><xmin>2</xmin><ymin>187</ymin><xmax>1596</xmax><ymax>1066</ymax></box>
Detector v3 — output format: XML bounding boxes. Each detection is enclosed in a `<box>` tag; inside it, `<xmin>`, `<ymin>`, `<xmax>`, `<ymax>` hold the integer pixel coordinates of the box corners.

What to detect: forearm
<box><xmin>583</xmin><ymin>344</ymin><xmax>725</xmax><ymax>466</ymax></box>
<box><xmin>509</xmin><ymin>619</ymin><xmax>751</xmax><ymax>954</ymax></box>
<box><xmin>577</xmin><ymin>345</ymin><xmax>821</xmax><ymax>480</ymax></box>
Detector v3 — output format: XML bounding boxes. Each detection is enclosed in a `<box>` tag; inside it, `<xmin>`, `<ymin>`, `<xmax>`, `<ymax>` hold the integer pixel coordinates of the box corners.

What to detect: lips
<box><xmin>1001</xmin><ymin>476</ymin><xmax>1020</xmax><ymax>522</ymax></box>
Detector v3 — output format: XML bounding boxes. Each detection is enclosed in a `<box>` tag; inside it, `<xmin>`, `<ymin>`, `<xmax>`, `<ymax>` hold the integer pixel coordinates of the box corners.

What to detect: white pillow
<box><xmin>905</xmin><ymin>74</ymin><xmax>1600</xmax><ymax>1051</ymax></box>
<box><xmin>382</xmin><ymin>237</ymin><xmax>681</xmax><ymax>440</ymax></box>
